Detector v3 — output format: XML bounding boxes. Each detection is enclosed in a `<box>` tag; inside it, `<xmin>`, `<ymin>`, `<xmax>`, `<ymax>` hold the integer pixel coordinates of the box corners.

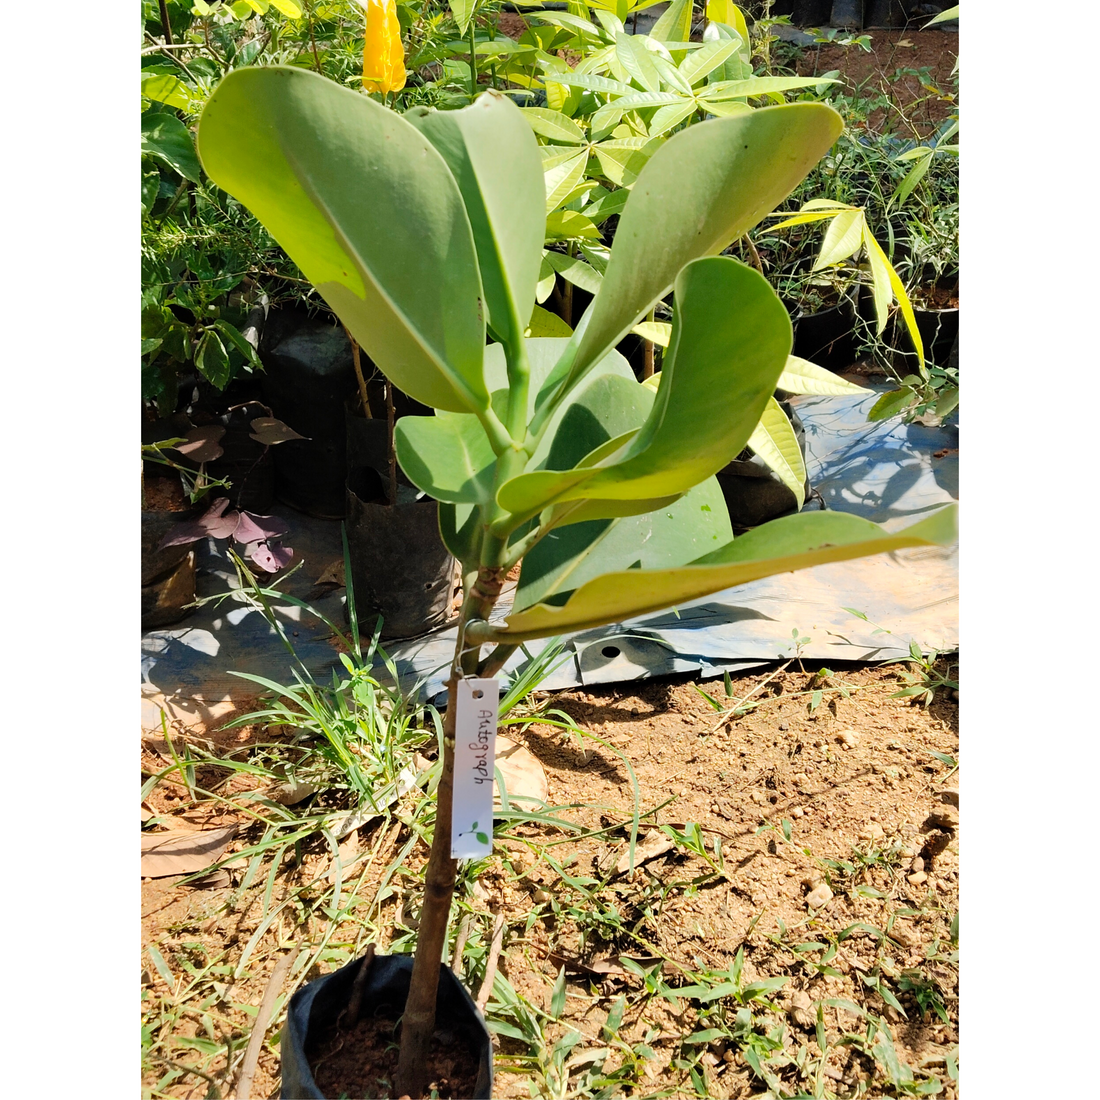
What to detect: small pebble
<box><xmin>533</xmin><ymin>888</ymin><xmax>551</xmax><ymax>903</ymax></box>
<box><xmin>907</xmin><ymin>871</ymin><xmax>928</xmax><ymax>886</ymax></box>
<box><xmin>806</xmin><ymin>883</ymin><xmax>834</xmax><ymax>908</ymax></box>
<box><xmin>792</xmin><ymin>807</ymin><xmax>804</xmax><ymax>819</ymax></box>
<box><xmin>911</xmin><ymin>856</ymin><xmax>925</xmax><ymax>873</ymax></box>
<box><xmin>837</xmin><ymin>729</ymin><xmax>859</xmax><ymax>747</ymax></box>
<box><xmin>899</xmin><ymin>844</ymin><xmax>916</xmax><ymax>858</ymax></box>
<box><xmin>778</xmin><ymin>721</ymin><xmax>789</xmax><ymax>731</ymax></box>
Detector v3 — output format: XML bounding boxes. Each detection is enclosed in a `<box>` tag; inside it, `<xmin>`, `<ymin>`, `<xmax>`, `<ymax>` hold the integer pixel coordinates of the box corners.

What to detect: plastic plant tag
<box><xmin>451</xmin><ymin>678</ymin><xmax>499</xmax><ymax>859</ymax></box>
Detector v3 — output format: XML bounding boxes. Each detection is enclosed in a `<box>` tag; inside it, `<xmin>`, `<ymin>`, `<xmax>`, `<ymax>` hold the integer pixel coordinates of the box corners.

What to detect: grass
<box><xmin>143</xmin><ymin>560</ymin><xmax>958</xmax><ymax>1099</ymax></box>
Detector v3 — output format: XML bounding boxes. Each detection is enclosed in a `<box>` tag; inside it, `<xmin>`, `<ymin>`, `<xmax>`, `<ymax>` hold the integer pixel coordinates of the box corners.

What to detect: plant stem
<box><xmin>468</xmin><ymin>15</ymin><xmax>478</xmax><ymax>101</ymax></box>
<box><xmin>344</xmin><ymin>327</ymin><xmax>374</xmax><ymax>418</ymax></box>
<box><xmin>741</xmin><ymin>233</ymin><xmax>764</xmax><ymax>274</ymax></box>
<box><xmin>157</xmin><ymin>0</ymin><xmax>174</xmax><ymax>44</ymax></box>
<box><xmin>394</xmin><ymin>565</ymin><xmax>506</xmax><ymax>1097</ymax></box>
<box><xmin>386</xmin><ymin>380</ymin><xmax>398</xmax><ymax>508</ymax></box>
<box><xmin>642</xmin><ymin>306</ymin><xmax>655</xmax><ymax>380</ymax></box>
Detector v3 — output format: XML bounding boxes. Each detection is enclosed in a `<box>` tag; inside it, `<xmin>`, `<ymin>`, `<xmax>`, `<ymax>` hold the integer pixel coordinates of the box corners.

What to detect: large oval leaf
<box><xmin>501</xmin><ymin>257</ymin><xmax>790</xmax><ymax>513</ymax></box>
<box><xmin>196</xmin><ymin>67</ymin><xmax>488</xmax><ymax>414</ymax></box>
<box><xmin>746</xmin><ymin>397</ymin><xmax>806</xmax><ymax>509</ymax></box>
<box><xmin>537</xmin><ymin>102</ymin><xmax>842</xmax><ymax>407</ymax></box>
<box><xmin>474</xmin><ymin>506</ymin><xmax>958</xmax><ymax>643</ymax></box>
<box><xmin>406</xmin><ymin>93</ymin><xmax>545</xmax><ymax>350</ymax></box>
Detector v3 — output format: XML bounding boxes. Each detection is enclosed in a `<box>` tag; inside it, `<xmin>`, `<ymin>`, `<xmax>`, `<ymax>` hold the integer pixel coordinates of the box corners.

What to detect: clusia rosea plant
<box><xmin>197</xmin><ymin>68</ymin><xmax>957</xmax><ymax>1096</ymax></box>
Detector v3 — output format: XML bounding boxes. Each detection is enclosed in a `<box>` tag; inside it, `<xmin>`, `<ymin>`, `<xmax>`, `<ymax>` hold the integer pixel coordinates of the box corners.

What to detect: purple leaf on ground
<box><xmin>157</xmin><ymin>498</ymin><xmax>239</xmax><ymax>548</ymax></box>
<box><xmin>248</xmin><ymin>541</ymin><xmax>294</xmax><ymax>573</ymax></box>
<box><xmin>249</xmin><ymin>417</ymin><xmax>308</xmax><ymax>445</ymax></box>
<box><xmin>234</xmin><ymin>511</ymin><xmax>290</xmax><ymax>544</ymax></box>
<box><xmin>175</xmin><ymin>425</ymin><xmax>226</xmax><ymax>463</ymax></box>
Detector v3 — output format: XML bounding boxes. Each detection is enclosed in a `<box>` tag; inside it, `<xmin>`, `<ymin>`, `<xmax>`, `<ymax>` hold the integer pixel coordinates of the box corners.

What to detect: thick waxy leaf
<box><xmin>142</xmin><ymin>113</ymin><xmax>202</xmax><ymax>182</ymax></box>
<box><xmin>475</xmin><ymin>506</ymin><xmax>958</xmax><ymax>642</ymax></box>
<box><xmin>776</xmin><ymin>356</ymin><xmax>868</xmax><ymax>395</ymax></box>
<box><xmin>538</xmin><ymin>103</ymin><xmax>842</xmax><ymax>405</ymax></box>
<box><xmin>406</xmin><ymin>93</ymin><xmax>545</xmax><ymax>349</ymax></box>
<box><xmin>746</xmin><ymin>397</ymin><xmax>806</xmax><ymax>509</ymax></box>
<box><xmin>395</xmin><ymin>411</ymin><xmax>497</xmax><ymax>504</ymax></box>
<box><xmin>502</xmin><ymin>258</ymin><xmax>790</xmax><ymax>513</ymax></box>
<box><xmin>517</xmin><ymin>479</ymin><xmax>730</xmax><ymax>611</ymax></box>
<box><xmin>197</xmin><ymin>67</ymin><xmax>488</xmax><ymax>414</ymax></box>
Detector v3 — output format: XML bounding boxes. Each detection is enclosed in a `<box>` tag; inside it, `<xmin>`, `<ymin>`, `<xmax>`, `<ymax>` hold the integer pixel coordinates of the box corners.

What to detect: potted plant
<box><xmin>343</xmin><ymin>331</ymin><xmax>459</xmax><ymax>641</ymax></box>
<box><xmin>197</xmin><ymin>70</ymin><xmax>956</xmax><ymax>1098</ymax></box>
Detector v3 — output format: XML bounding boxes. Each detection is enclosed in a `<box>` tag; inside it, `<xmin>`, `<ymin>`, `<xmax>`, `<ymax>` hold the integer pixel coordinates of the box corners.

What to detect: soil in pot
<box><xmin>891</xmin><ymin>284</ymin><xmax>959</xmax><ymax>369</ymax></box>
<box><xmin>345</xmin><ymin>466</ymin><xmax>456</xmax><ymax>641</ymax></box>
<box><xmin>282</xmin><ymin>953</ymin><xmax>492</xmax><ymax>1100</ymax></box>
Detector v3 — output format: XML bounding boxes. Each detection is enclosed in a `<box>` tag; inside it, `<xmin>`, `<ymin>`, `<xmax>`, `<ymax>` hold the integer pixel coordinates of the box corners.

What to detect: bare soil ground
<box><xmin>142</xmin><ymin>659</ymin><xmax>959</xmax><ymax>1099</ymax></box>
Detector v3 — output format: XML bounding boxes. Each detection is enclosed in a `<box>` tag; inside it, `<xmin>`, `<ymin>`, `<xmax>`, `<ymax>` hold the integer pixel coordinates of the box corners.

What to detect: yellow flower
<box><xmin>360</xmin><ymin>0</ymin><xmax>406</xmax><ymax>95</ymax></box>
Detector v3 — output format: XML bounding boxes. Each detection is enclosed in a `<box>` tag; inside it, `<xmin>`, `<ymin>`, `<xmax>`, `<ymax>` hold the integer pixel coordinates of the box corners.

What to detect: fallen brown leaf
<box><xmin>140</xmin><ymin>825</ymin><xmax>237</xmax><ymax>878</ymax></box>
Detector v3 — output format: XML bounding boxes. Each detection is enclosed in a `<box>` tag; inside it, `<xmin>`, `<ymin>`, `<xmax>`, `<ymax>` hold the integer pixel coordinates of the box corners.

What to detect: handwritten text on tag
<box><xmin>451</xmin><ymin>678</ymin><xmax>499</xmax><ymax>859</ymax></box>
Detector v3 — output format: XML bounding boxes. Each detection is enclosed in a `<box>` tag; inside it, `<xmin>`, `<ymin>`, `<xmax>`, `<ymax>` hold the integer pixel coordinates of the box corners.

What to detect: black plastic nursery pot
<box><xmin>716</xmin><ymin>402</ymin><xmax>812</xmax><ymax>530</ymax></box>
<box><xmin>259</xmin><ymin>308</ymin><xmax>358</xmax><ymax>519</ymax></box>
<box><xmin>864</xmin><ymin>0</ymin><xmax>910</xmax><ymax>28</ymax></box>
<box><xmin>206</xmin><ymin>402</ymin><xmax>276</xmax><ymax>514</ymax></box>
<box><xmin>280</xmin><ymin>953</ymin><xmax>493</xmax><ymax>1100</ymax></box>
<box><xmin>790</xmin><ymin>293</ymin><xmax>858</xmax><ymax>372</ymax></box>
<box><xmin>141</xmin><ymin>511</ymin><xmax>197</xmax><ymax>629</ymax></box>
<box><xmin>345</xmin><ymin>466</ymin><xmax>456</xmax><ymax>641</ymax></box>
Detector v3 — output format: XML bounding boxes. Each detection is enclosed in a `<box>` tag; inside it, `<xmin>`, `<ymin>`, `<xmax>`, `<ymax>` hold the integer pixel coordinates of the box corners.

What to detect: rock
<box><xmin>922</xmin><ymin>805</ymin><xmax>960</xmax><ymax>832</ymax></box>
<box><xmin>792</xmin><ymin>807</ymin><xmax>805</xmax><ymax>819</ymax></box>
<box><xmin>788</xmin><ymin>990</ymin><xmax>815</xmax><ymax>1029</ymax></box>
<box><xmin>532</xmin><ymin>888</ymin><xmax>551</xmax><ymax>903</ymax></box>
<box><xmin>778</xmin><ymin>721</ymin><xmax>789</xmax><ymax>731</ymax></box>
<box><xmin>837</xmin><ymin>729</ymin><xmax>859</xmax><ymax>747</ymax></box>
<box><xmin>911</xmin><ymin>856</ymin><xmax>925</xmax><ymax>873</ymax></box>
<box><xmin>940</xmin><ymin>788</ymin><xmax>960</xmax><ymax>808</ymax></box>
<box><xmin>907</xmin><ymin>871</ymin><xmax>928</xmax><ymax>886</ymax></box>
<box><xmin>806</xmin><ymin>883</ymin><xmax>833</xmax><ymax>908</ymax></box>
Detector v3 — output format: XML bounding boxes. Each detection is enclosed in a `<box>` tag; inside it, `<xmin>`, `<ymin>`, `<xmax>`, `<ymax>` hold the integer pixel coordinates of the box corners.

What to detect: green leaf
<box><xmin>892</xmin><ymin>149</ymin><xmax>932</xmax><ymax>206</ymax></box>
<box><xmin>678</xmin><ymin>38</ymin><xmax>740</xmax><ymax>85</ymax></box>
<box><xmin>501</xmin><ymin>258</ymin><xmax>790</xmax><ymax>513</ymax></box>
<box><xmin>540</xmin><ymin>103</ymin><xmax>842</xmax><ymax>403</ymax></box>
<box><xmin>141</xmin><ymin>72</ymin><xmax>191</xmax><ymax>110</ymax></box>
<box><xmin>747</xmin><ymin>397</ymin><xmax>806</xmax><ymax>509</ymax></box>
<box><xmin>550</xmin><ymin>965</ymin><xmax>567</xmax><ymax>1019</ymax></box>
<box><xmin>647</xmin><ymin>100</ymin><xmax>698</xmax><ymax>138</ymax></box>
<box><xmin>543</xmin><ymin>149</ymin><xmax>589</xmax><ymax>213</ymax></box>
<box><xmin>923</xmin><ymin>5</ymin><xmax>959</xmax><ymax>26</ymax></box>
<box><xmin>703</xmin><ymin>75</ymin><xmax>839</xmax><ymax>100</ymax></box>
<box><xmin>195</xmin><ymin>329</ymin><xmax>231</xmax><ymax>389</ymax></box>
<box><xmin>865</xmin><ymin>233</ymin><xmax>924</xmax><ymax>371</ymax></box>
<box><xmin>269</xmin><ymin>0</ymin><xmax>303</xmax><ymax>14</ymax></box>
<box><xmin>451</xmin><ymin>0</ymin><xmax>477</xmax><ymax>35</ymax></box>
<box><xmin>141</xmin><ymin>113</ymin><xmax>202</xmax><ymax>183</ymax></box>
<box><xmin>395</xmin><ymin>411</ymin><xmax>497</xmax><ymax>504</ymax></box>
<box><xmin>211</xmin><ymin>319</ymin><xmax>260</xmax><ymax>368</ymax></box>
<box><xmin>141</xmin><ymin>168</ymin><xmax>161</xmax><ymax>214</ymax></box>
<box><xmin>522</xmin><ymin>107</ymin><xmax>586</xmax><ymax>144</ymax></box>
<box><xmin>813</xmin><ymin>208</ymin><xmax>864</xmax><ymax>269</ymax></box>
<box><xmin>527</xmin><ymin>304</ymin><xmax>574</xmax><ymax>337</ymax></box>
<box><xmin>544</xmin><ymin>251</ymin><xmax>603</xmax><ymax>295</ymax></box>
<box><xmin>407</xmin><ymin>93</ymin><xmax>546</xmax><ymax>350</ymax></box>
<box><xmin>631</xmin><ymin>321</ymin><xmax>671</xmax><ymax>347</ymax></box>
<box><xmin>197</xmin><ymin>67</ymin><xmax>489</xmax><ymax>415</ymax></box>
<box><xmin>776</xmin><ymin>355</ymin><xmax>868</xmax><ymax>395</ymax></box>
<box><xmin>591</xmin><ymin>137</ymin><xmax>661</xmax><ymax>187</ymax></box>
<box><xmin>545</xmin><ymin>210</ymin><xmax>600</xmax><ymax>241</ymax></box>
<box><xmin>614</xmin><ymin>32</ymin><xmax>662</xmax><ymax>92</ymax></box>
<box><xmin>651</xmin><ymin>0</ymin><xmax>694</xmax><ymax>42</ymax></box>
<box><xmin>477</xmin><ymin>506</ymin><xmax>958</xmax><ymax>643</ymax></box>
